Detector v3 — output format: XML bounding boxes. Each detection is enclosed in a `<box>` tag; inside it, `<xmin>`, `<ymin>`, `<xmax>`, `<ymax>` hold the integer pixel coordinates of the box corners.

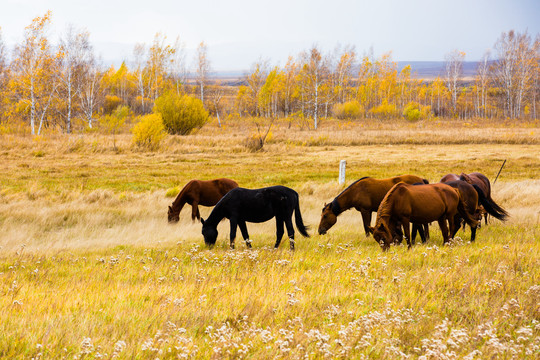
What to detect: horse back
<box><xmin>363</xmin><ymin>175</ymin><xmax>425</xmax><ymax>209</ymax></box>
<box><xmin>468</xmin><ymin>172</ymin><xmax>491</xmax><ymax>197</ymax></box>
<box><xmin>440</xmin><ymin>173</ymin><xmax>460</xmax><ymax>183</ymax></box>
<box><xmin>194</xmin><ymin>179</ymin><xmax>239</xmax><ymax>206</ymax></box>
<box><xmin>389</xmin><ymin>183</ymin><xmax>459</xmax><ymax>222</ymax></box>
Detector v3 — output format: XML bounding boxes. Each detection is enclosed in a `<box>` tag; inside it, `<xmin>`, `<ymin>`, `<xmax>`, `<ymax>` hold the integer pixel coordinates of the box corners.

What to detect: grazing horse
<box><xmin>318</xmin><ymin>175</ymin><xmax>428</xmax><ymax>237</ymax></box>
<box><xmin>372</xmin><ymin>182</ymin><xmax>477</xmax><ymax>251</ymax></box>
<box><xmin>441</xmin><ymin>172</ymin><xmax>507</xmax><ymax>225</ymax></box>
<box><xmin>441</xmin><ymin>179</ymin><xmax>508</xmax><ymax>241</ymax></box>
<box><xmin>201</xmin><ymin>186</ymin><xmax>309</xmax><ymax>250</ymax></box>
<box><xmin>168</xmin><ymin>178</ymin><xmax>239</xmax><ymax>223</ymax></box>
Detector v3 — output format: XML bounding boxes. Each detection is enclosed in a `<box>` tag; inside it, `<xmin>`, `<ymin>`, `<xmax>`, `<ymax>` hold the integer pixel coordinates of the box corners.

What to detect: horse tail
<box><xmin>294</xmin><ymin>195</ymin><xmax>310</xmax><ymax>237</ymax></box>
<box><xmin>422</xmin><ymin>178</ymin><xmax>429</xmax><ymax>184</ymax></box>
<box><xmin>472</xmin><ymin>184</ymin><xmax>508</xmax><ymax>221</ymax></box>
<box><xmin>456</xmin><ymin>190</ymin><xmax>478</xmax><ymax>228</ymax></box>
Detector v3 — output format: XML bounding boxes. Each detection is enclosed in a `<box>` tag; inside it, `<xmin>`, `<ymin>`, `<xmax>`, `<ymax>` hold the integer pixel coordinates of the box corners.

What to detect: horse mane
<box><xmin>172</xmin><ymin>180</ymin><xmax>195</xmax><ymax>211</ymax></box>
<box><xmin>377</xmin><ymin>182</ymin><xmax>403</xmax><ymax>218</ymax></box>
<box><xmin>331</xmin><ymin>176</ymin><xmax>369</xmax><ymax>216</ymax></box>
<box><xmin>331</xmin><ymin>177</ymin><xmax>370</xmax><ymax>215</ymax></box>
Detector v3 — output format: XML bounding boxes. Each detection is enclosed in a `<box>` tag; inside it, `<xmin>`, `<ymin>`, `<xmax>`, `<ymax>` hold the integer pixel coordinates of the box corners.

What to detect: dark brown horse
<box><xmin>318</xmin><ymin>175</ymin><xmax>428</xmax><ymax>236</ymax></box>
<box><xmin>440</xmin><ymin>172</ymin><xmax>507</xmax><ymax>225</ymax></box>
<box><xmin>372</xmin><ymin>182</ymin><xmax>478</xmax><ymax>251</ymax></box>
<box><xmin>441</xmin><ymin>178</ymin><xmax>508</xmax><ymax>241</ymax></box>
<box><xmin>168</xmin><ymin>178</ymin><xmax>239</xmax><ymax>223</ymax></box>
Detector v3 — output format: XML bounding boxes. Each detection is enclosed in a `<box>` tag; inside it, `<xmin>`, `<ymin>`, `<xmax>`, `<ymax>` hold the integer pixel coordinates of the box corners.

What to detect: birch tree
<box><xmin>0</xmin><ymin>28</ymin><xmax>9</xmax><ymax>123</ymax></box>
<box><xmin>475</xmin><ymin>51</ymin><xmax>490</xmax><ymax>118</ymax></box>
<box><xmin>244</xmin><ymin>59</ymin><xmax>269</xmax><ymax>116</ymax></box>
<box><xmin>171</xmin><ymin>36</ymin><xmax>187</xmax><ymax>95</ymax></box>
<box><xmin>492</xmin><ymin>30</ymin><xmax>538</xmax><ymax>118</ymax></box>
<box><xmin>195</xmin><ymin>41</ymin><xmax>211</xmax><ymax>104</ymax></box>
<box><xmin>11</xmin><ymin>11</ymin><xmax>57</xmax><ymax>135</ymax></box>
<box><xmin>299</xmin><ymin>45</ymin><xmax>329</xmax><ymax>129</ymax></box>
<box><xmin>444</xmin><ymin>50</ymin><xmax>465</xmax><ymax>115</ymax></box>
<box><xmin>79</xmin><ymin>55</ymin><xmax>102</xmax><ymax>128</ymax></box>
<box><xmin>133</xmin><ymin>43</ymin><xmax>148</xmax><ymax>113</ymax></box>
<box><xmin>146</xmin><ymin>33</ymin><xmax>174</xmax><ymax>101</ymax></box>
<box><xmin>57</xmin><ymin>25</ymin><xmax>93</xmax><ymax>133</ymax></box>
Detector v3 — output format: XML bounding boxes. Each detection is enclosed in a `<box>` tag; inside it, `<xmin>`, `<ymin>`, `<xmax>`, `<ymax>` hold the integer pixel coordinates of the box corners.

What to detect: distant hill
<box><xmin>209</xmin><ymin>61</ymin><xmax>482</xmax><ymax>81</ymax></box>
<box><xmin>397</xmin><ymin>61</ymin><xmax>480</xmax><ymax>79</ymax></box>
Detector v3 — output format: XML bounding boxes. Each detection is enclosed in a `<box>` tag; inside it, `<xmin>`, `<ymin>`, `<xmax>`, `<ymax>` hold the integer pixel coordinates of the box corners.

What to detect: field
<box><xmin>1</xmin><ymin>118</ymin><xmax>539</xmax><ymax>359</ymax></box>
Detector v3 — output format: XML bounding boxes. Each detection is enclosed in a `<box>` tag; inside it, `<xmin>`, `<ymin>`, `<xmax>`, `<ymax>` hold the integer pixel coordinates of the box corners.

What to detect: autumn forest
<box><xmin>0</xmin><ymin>11</ymin><xmax>538</xmax><ymax>138</ymax></box>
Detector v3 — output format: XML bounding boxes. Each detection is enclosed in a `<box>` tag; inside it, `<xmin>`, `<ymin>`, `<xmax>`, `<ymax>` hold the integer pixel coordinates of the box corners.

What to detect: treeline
<box><xmin>0</xmin><ymin>11</ymin><xmax>538</xmax><ymax>135</ymax></box>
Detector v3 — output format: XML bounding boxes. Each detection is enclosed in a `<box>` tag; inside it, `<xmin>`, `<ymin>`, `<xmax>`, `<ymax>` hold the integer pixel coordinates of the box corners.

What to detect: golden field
<box><xmin>0</xmin><ymin>118</ymin><xmax>539</xmax><ymax>359</ymax></box>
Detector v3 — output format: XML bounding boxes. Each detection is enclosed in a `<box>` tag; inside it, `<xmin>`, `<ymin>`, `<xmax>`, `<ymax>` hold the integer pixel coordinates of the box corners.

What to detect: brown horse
<box><xmin>168</xmin><ymin>178</ymin><xmax>239</xmax><ymax>223</ymax></box>
<box><xmin>440</xmin><ymin>172</ymin><xmax>507</xmax><ymax>225</ymax></box>
<box><xmin>440</xmin><ymin>178</ymin><xmax>508</xmax><ymax>241</ymax></box>
<box><xmin>318</xmin><ymin>175</ymin><xmax>428</xmax><ymax>236</ymax></box>
<box><xmin>371</xmin><ymin>182</ymin><xmax>478</xmax><ymax>251</ymax></box>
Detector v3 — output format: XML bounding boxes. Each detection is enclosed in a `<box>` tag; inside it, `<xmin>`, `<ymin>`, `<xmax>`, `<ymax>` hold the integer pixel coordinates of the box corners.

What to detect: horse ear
<box><xmin>324</xmin><ymin>202</ymin><xmax>327</xmax><ymax>207</ymax></box>
<box><xmin>200</xmin><ymin>218</ymin><xmax>205</xmax><ymax>225</ymax></box>
<box><xmin>168</xmin><ymin>206</ymin><xmax>172</xmax><ymax>211</ymax></box>
<box><xmin>368</xmin><ymin>226</ymin><xmax>375</xmax><ymax>234</ymax></box>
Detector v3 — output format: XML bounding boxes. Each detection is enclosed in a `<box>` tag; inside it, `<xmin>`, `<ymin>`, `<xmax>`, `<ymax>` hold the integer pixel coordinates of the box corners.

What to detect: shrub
<box><xmin>101</xmin><ymin>105</ymin><xmax>130</xmax><ymax>150</ymax></box>
<box><xmin>369</xmin><ymin>100</ymin><xmax>399</xmax><ymax>119</ymax></box>
<box><xmin>103</xmin><ymin>95</ymin><xmax>123</xmax><ymax>114</ymax></box>
<box><xmin>154</xmin><ymin>92</ymin><xmax>209</xmax><ymax>135</ymax></box>
<box><xmin>403</xmin><ymin>102</ymin><xmax>432</xmax><ymax>121</ymax></box>
<box><xmin>132</xmin><ymin>113</ymin><xmax>166</xmax><ymax>150</ymax></box>
<box><xmin>332</xmin><ymin>100</ymin><xmax>364</xmax><ymax>119</ymax></box>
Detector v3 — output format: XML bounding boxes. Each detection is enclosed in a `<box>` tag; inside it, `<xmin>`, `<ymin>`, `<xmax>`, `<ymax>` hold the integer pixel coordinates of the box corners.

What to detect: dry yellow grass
<box><xmin>0</xmin><ymin>119</ymin><xmax>539</xmax><ymax>358</ymax></box>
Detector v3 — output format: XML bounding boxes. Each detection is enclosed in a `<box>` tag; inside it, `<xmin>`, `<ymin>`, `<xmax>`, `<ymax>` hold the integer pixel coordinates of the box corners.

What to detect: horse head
<box><xmin>372</xmin><ymin>220</ymin><xmax>392</xmax><ymax>251</ymax></box>
<box><xmin>318</xmin><ymin>202</ymin><xmax>338</xmax><ymax>235</ymax></box>
<box><xmin>168</xmin><ymin>205</ymin><xmax>180</xmax><ymax>223</ymax></box>
<box><xmin>201</xmin><ymin>218</ymin><xmax>218</xmax><ymax>246</ymax></box>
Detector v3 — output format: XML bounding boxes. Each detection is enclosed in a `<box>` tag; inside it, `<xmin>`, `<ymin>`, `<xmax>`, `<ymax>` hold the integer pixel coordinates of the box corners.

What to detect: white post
<box><xmin>339</xmin><ymin>160</ymin><xmax>346</xmax><ymax>185</ymax></box>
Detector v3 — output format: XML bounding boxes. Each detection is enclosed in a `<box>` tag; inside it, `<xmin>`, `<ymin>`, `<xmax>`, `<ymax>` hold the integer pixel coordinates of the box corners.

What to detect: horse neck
<box><xmin>333</xmin><ymin>186</ymin><xmax>360</xmax><ymax>214</ymax></box>
<box><xmin>171</xmin><ymin>188</ymin><xmax>189</xmax><ymax>214</ymax></box>
<box><xmin>206</xmin><ymin>202</ymin><xmax>225</xmax><ymax>227</ymax></box>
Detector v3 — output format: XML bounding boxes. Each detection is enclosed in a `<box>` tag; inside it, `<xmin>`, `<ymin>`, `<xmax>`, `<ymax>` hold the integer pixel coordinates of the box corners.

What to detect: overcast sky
<box><xmin>1</xmin><ymin>0</ymin><xmax>539</xmax><ymax>70</ymax></box>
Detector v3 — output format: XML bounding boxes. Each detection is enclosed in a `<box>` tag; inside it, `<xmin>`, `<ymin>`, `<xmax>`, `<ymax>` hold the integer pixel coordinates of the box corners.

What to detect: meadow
<box><xmin>0</xmin><ymin>118</ymin><xmax>539</xmax><ymax>359</ymax></box>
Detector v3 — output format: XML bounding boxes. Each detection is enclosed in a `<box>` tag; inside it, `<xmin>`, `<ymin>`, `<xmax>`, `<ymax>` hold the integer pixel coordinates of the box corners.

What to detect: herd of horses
<box><xmin>167</xmin><ymin>173</ymin><xmax>508</xmax><ymax>251</ymax></box>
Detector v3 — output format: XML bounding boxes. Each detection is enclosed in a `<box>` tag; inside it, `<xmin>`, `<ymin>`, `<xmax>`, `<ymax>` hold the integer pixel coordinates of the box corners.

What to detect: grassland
<box><xmin>0</xmin><ymin>118</ymin><xmax>539</xmax><ymax>359</ymax></box>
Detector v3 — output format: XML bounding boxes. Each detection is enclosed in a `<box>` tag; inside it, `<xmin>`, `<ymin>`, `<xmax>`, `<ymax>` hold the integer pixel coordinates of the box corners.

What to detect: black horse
<box><xmin>201</xmin><ymin>186</ymin><xmax>309</xmax><ymax>250</ymax></box>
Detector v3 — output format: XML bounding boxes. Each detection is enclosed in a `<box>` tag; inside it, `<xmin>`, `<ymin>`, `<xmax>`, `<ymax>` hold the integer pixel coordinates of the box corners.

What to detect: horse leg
<box><xmin>360</xmin><ymin>209</ymin><xmax>372</xmax><ymax>237</ymax></box>
<box><xmin>447</xmin><ymin>215</ymin><xmax>455</xmax><ymax>242</ymax></box>
<box><xmin>470</xmin><ymin>224</ymin><xmax>477</xmax><ymax>242</ymax></box>
<box><xmin>229</xmin><ymin>217</ymin><xmax>238</xmax><ymax>249</ymax></box>
<box><xmin>274</xmin><ymin>217</ymin><xmax>285</xmax><ymax>249</ymax></box>
<box><xmin>411</xmin><ymin>224</ymin><xmax>418</xmax><ymax>245</ymax></box>
<box><xmin>238</xmin><ymin>220</ymin><xmax>251</xmax><ymax>248</ymax></box>
<box><xmin>418</xmin><ymin>224</ymin><xmax>428</xmax><ymax>244</ymax></box>
<box><xmin>438</xmin><ymin>218</ymin><xmax>450</xmax><ymax>245</ymax></box>
<box><xmin>451</xmin><ymin>215</ymin><xmax>461</xmax><ymax>239</ymax></box>
<box><xmin>284</xmin><ymin>216</ymin><xmax>296</xmax><ymax>251</ymax></box>
<box><xmin>401</xmin><ymin>218</ymin><xmax>412</xmax><ymax>249</ymax></box>
<box><xmin>191</xmin><ymin>201</ymin><xmax>199</xmax><ymax>222</ymax></box>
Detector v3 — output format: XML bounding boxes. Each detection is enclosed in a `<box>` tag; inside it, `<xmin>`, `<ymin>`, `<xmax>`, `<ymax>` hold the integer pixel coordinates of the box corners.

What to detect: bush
<box><xmin>101</xmin><ymin>105</ymin><xmax>130</xmax><ymax>150</ymax></box>
<box><xmin>332</xmin><ymin>101</ymin><xmax>364</xmax><ymax>119</ymax></box>
<box><xmin>103</xmin><ymin>95</ymin><xmax>123</xmax><ymax>115</ymax></box>
<box><xmin>403</xmin><ymin>102</ymin><xmax>432</xmax><ymax>121</ymax></box>
<box><xmin>369</xmin><ymin>100</ymin><xmax>399</xmax><ymax>119</ymax></box>
<box><xmin>154</xmin><ymin>92</ymin><xmax>209</xmax><ymax>135</ymax></box>
<box><xmin>132</xmin><ymin>113</ymin><xmax>166</xmax><ymax>150</ymax></box>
